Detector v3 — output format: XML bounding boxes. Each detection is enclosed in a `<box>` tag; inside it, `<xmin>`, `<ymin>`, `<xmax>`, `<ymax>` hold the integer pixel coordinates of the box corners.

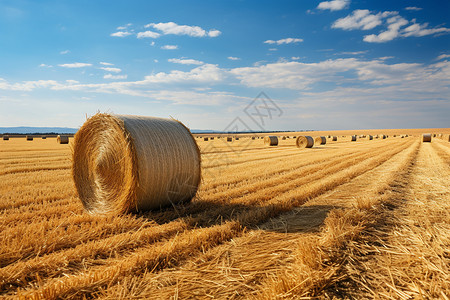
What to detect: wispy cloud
<box><xmin>58</xmin><ymin>63</ymin><xmax>92</xmax><ymax>68</ymax></box>
<box><xmin>100</xmin><ymin>67</ymin><xmax>122</xmax><ymax>73</ymax></box>
<box><xmin>436</xmin><ymin>54</ymin><xmax>450</xmax><ymax>60</ymax></box>
<box><xmin>317</xmin><ymin>0</ymin><xmax>350</xmax><ymax>11</ymax></box>
<box><xmin>116</xmin><ymin>23</ymin><xmax>132</xmax><ymax>30</ymax></box>
<box><xmin>104</xmin><ymin>74</ymin><xmax>127</xmax><ymax>79</ymax></box>
<box><xmin>333</xmin><ymin>9</ymin><xmax>450</xmax><ymax>43</ymax></box>
<box><xmin>100</xmin><ymin>62</ymin><xmax>114</xmax><ymax>66</ymax></box>
<box><xmin>168</xmin><ymin>58</ymin><xmax>204</xmax><ymax>65</ymax></box>
<box><xmin>39</xmin><ymin>64</ymin><xmax>53</xmax><ymax>68</ymax></box>
<box><xmin>144</xmin><ymin>22</ymin><xmax>221</xmax><ymax>38</ymax></box>
<box><xmin>161</xmin><ymin>45</ymin><xmax>178</xmax><ymax>50</ymax></box>
<box><xmin>405</xmin><ymin>7</ymin><xmax>422</xmax><ymax>11</ymax></box>
<box><xmin>136</xmin><ymin>30</ymin><xmax>160</xmax><ymax>39</ymax></box>
<box><xmin>264</xmin><ymin>38</ymin><xmax>303</xmax><ymax>45</ymax></box>
<box><xmin>227</xmin><ymin>56</ymin><xmax>240</xmax><ymax>61</ymax></box>
<box><xmin>60</xmin><ymin>50</ymin><xmax>70</xmax><ymax>55</ymax></box>
<box><xmin>110</xmin><ymin>31</ymin><xmax>132</xmax><ymax>37</ymax></box>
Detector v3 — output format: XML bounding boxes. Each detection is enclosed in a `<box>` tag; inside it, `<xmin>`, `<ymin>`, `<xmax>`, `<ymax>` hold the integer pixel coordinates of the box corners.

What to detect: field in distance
<box><xmin>0</xmin><ymin>130</ymin><xmax>449</xmax><ymax>299</ymax></box>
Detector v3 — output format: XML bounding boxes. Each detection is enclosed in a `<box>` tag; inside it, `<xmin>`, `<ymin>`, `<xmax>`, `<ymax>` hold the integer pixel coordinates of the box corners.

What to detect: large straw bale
<box><xmin>296</xmin><ymin>136</ymin><xmax>314</xmax><ymax>148</ymax></box>
<box><xmin>423</xmin><ymin>133</ymin><xmax>432</xmax><ymax>143</ymax></box>
<box><xmin>72</xmin><ymin>113</ymin><xmax>201</xmax><ymax>214</ymax></box>
<box><xmin>57</xmin><ymin>135</ymin><xmax>69</xmax><ymax>144</ymax></box>
<box><xmin>2</xmin><ymin>135</ymin><xmax>9</xmax><ymax>141</ymax></box>
<box><xmin>264</xmin><ymin>136</ymin><xmax>278</xmax><ymax>146</ymax></box>
<box><xmin>315</xmin><ymin>136</ymin><xmax>326</xmax><ymax>145</ymax></box>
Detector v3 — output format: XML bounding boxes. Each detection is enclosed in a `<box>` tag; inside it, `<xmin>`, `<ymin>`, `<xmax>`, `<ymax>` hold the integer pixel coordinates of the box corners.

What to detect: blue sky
<box><xmin>0</xmin><ymin>0</ymin><xmax>449</xmax><ymax>131</ymax></box>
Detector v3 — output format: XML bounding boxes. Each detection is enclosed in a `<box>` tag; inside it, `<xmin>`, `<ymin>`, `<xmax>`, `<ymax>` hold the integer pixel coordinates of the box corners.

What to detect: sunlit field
<box><xmin>1</xmin><ymin>129</ymin><xmax>449</xmax><ymax>299</ymax></box>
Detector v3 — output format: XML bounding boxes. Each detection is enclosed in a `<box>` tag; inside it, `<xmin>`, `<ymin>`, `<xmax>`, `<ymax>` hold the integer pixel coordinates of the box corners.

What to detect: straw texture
<box><xmin>296</xmin><ymin>136</ymin><xmax>314</xmax><ymax>148</ymax></box>
<box><xmin>57</xmin><ymin>135</ymin><xmax>69</xmax><ymax>144</ymax></box>
<box><xmin>72</xmin><ymin>113</ymin><xmax>201</xmax><ymax>214</ymax></box>
<box><xmin>315</xmin><ymin>136</ymin><xmax>326</xmax><ymax>145</ymax></box>
<box><xmin>422</xmin><ymin>133</ymin><xmax>432</xmax><ymax>143</ymax></box>
<box><xmin>264</xmin><ymin>136</ymin><xmax>278</xmax><ymax>146</ymax></box>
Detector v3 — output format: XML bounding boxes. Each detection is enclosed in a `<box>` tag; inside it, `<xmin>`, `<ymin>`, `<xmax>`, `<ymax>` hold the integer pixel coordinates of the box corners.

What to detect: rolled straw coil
<box><xmin>227</xmin><ymin>137</ymin><xmax>232</xmax><ymax>142</ymax></box>
<box><xmin>264</xmin><ymin>136</ymin><xmax>278</xmax><ymax>146</ymax></box>
<box><xmin>351</xmin><ymin>135</ymin><xmax>357</xmax><ymax>141</ymax></box>
<box><xmin>57</xmin><ymin>135</ymin><xmax>69</xmax><ymax>144</ymax></box>
<box><xmin>422</xmin><ymin>134</ymin><xmax>432</xmax><ymax>143</ymax></box>
<box><xmin>332</xmin><ymin>136</ymin><xmax>337</xmax><ymax>141</ymax></box>
<box><xmin>3</xmin><ymin>135</ymin><xmax>9</xmax><ymax>141</ymax></box>
<box><xmin>296</xmin><ymin>136</ymin><xmax>314</xmax><ymax>148</ymax></box>
<box><xmin>368</xmin><ymin>135</ymin><xmax>373</xmax><ymax>140</ymax></box>
<box><xmin>72</xmin><ymin>113</ymin><xmax>201</xmax><ymax>214</ymax></box>
<box><xmin>203</xmin><ymin>137</ymin><xmax>209</xmax><ymax>141</ymax></box>
<box><xmin>26</xmin><ymin>135</ymin><xmax>33</xmax><ymax>141</ymax></box>
<box><xmin>315</xmin><ymin>136</ymin><xmax>326</xmax><ymax>145</ymax></box>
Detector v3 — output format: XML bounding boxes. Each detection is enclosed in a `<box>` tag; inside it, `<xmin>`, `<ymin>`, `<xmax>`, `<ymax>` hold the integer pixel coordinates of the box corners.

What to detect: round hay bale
<box><xmin>328</xmin><ymin>135</ymin><xmax>331</xmax><ymax>138</ymax></box>
<box><xmin>251</xmin><ymin>136</ymin><xmax>256</xmax><ymax>140</ymax></box>
<box><xmin>57</xmin><ymin>135</ymin><xmax>69</xmax><ymax>144</ymax></box>
<box><xmin>227</xmin><ymin>137</ymin><xmax>232</xmax><ymax>142</ymax></box>
<box><xmin>368</xmin><ymin>135</ymin><xmax>373</xmax><ymax>140</ymax></box>
<box><xmin>315</xmin><ymin>136</ymin><xmax>326</xmax><ymax>145</ymax></box>
<box><xmin>332</xmin><ymin>136</ymin><xmax>337</xmax><ymax>141</ymax></box>
<box><xmin>382</xmin><ymin>135</ymin><xmax>387</xmax><ymax>139</ymax></box>
<box><xmin>210</xmin><ymin>137</ymin><xmax>214</xmax><ymax>140</ymax></box>
<box><xmin>2</xmin><ymin>135</ymin><xmax>9</xmax><ymax>141</ymax></box>
<box><xmin>264</xmin><ymin>136</ymin><xmax>278</xmax><ymax>146</ymax></box>
<box><xmin>26</xmin><ymin>135</ymin><xmax>33</xmax><ymax>141</ymax></box>
<box><xmin>351</xmin><ymin>135</ymin><xmax>357</xmax><ymax>141</ymax></box>
<box><xmin>296</xmin><ymin>136</ymin><xmax>314</xmax><ymax>148</ymax></box>
<box><xmin>448</xmin><ymin>135</ymin><xmax>450</xmax><ymax>142</ymax></box>
<box><xmin>72</xmin><ymin>113</ymin><xmax>201</xmax><ymax>214</ymax></box>
<box><xmin>282</xmin><ymin>136</ymin><xmax>286</xmax><ymax>140</ymax></box>
<box><xmin>42</xmin><ymin>136</ymin><xmax>47</xmax><ymax>139</ymax></box>
<box><xmin>203</xmin><ymin>137</ymin><xmax>209</xmax><ymax>141</ymax></box>
<box><xmin>235</xmin><ymin>137</ymin><xmax>239</xmax><ymax>141</ymax></box>
<box><xmin>423</xmin><ymin>133</ymin><xmax>432</xmax><ymax>143</ymax></box>
<box><xmin>433</xmin><ymin>134</ymin><xmax>436</xmax><ymax>137</ymax></box>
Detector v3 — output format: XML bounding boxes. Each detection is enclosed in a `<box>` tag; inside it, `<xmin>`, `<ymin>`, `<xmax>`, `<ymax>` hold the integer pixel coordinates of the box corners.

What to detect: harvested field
<box><xmin>0</xmin><ymin>131</ymin><xmax>449</xmax><ymax>299</ymax></box>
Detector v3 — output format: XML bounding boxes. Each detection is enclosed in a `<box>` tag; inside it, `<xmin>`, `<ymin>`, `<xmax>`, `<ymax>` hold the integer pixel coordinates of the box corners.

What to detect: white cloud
<box><xmin>117</xmin><ymin>23</ymin><xmax>132</xmax><ymax>30</ymax></box>
<box><xmin>291</xmin><ymin>57</ymin><xmax>300</xmax><ymax>60</ymax></box>
<box><xmin>227</xmin><ymin>56</ymin><xmax>240</xmax><ymax>60</ymax></box>
<box><xmin>143</xmin><ymin>64</ymin><xmax>224</xmax><ymax>84</ymax></box>
<box><xmin>332</xmin><ymin>9</ymin><xmax>397</xmax><ymax>30</ymax></box>
<box><xmin>60</xmin><ymin>50</ymin><xmax>70</xmax><ymax>55</ymax></box>
<box><xmin>363</xmin><ymin>15</ymin><xmax>408</xmax><ymax>43</ymax></box>
<box><xmin>100</xmin><ymin>62</ymin><xmax>114</xmax><ymax>66</ymax></box>
<box><xmin>161</xmin><ymin>45</ymin><xmax>178</xmax><ymax>50</ymax></box>
<box><xmin>264</xmin><ymin>38</ymin><xmax>303</xmax><ymax>45</ymax></box>
<box><xmin>58</xmin><ymin>63</ymin><xmax>92</xmax><ymax>68</ymax></box>
<box><xmin>145</xmin><ymin>22</ymin><xmax>221</xmax><ymax>38</ymax></box>
<box><xmin>437</xmin><ymin>54</ymin><xmax>450</xmax><ymax>60</ymax></box>
<box><xmin>100</xmin><ymin>67</ymin><xmax>122</xmax><ymax>73</ymax></box>
<box><xmin>110</xmin><ymin>31</ymin><xmax>132</xmax><ymax>37</ymax></box>
<box><xmin>402</xmin><ymin>22</ymin><xmax>450</xmax><ymax>37</ymax></box>
<box><xmin>104</xmin><ymin>74</ymin><xmax>127</xmax><ymax>80</ymax></box>
<box><xmin>268</xmin><ymin>48</ymin><xmax>277</xmax><ymax>51</ymax></box>
<box><xmin>150</xmin><ymin>41</ymin><xmax>155</xmax><ymax>46</ymax></box>
<box><xmin>208</xmin><ymin>29</ymin><xmax>221</xmax><ymax>37</ymax></box>
<box><xmin>168</xmin><ymin>58</ymin><xmax>204</xmax><ymax>65</ymax></box>
<box><xmin>39</xmin><ymin>64</ymin><xmax>53</xmax><ymax>68</ymax></box>
<box><xmin>154</xmin><ymin>59</ymin><xmax>159</xmax><ymax>63</ymax></box>
<box><xmin>136</xmin><ymin>30</ymin><xmax>161</xmax><ymax>39</ymax></box>
<box><xmin>317</xmin><ymin>0</ymin><xmax>350</xmax><ymax>11</ymax></box>
<box><xmin>405</xmin><ymin>7</ymin><xmax>422</xmax><ymax>11</ymax></box>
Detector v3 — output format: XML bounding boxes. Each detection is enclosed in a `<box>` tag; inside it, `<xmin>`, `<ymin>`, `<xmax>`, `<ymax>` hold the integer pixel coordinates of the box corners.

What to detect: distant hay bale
<box><xmin>328</xmin><ymin>135</ymin><xmax>331</xmax><ymax>138</ymax></box>
<box><xmin>251</xmin><ymin>136</ymin><xmax>255</xmax><ymax>140</ymax></box>
<box><xmin>433</xmin><ymin>134</ymin><xmax>436</xmax><ymax>137</ymax></box>
<box><xmin>42</xmin><ymin>136</ymin><xmax>47</xmax><ymax>139</ymax></box>
<box><xmin>351</xmin><ymin>135</ymin><xmax>357</xmax><ymax>141</ymax></box>
<box><xmin>296</xmin><ymin>136</ymin><xmax>314</xmax><ymax>148</ymax></box>
<box><xmin>423</xmin><ymin>133</ymin><xmax>432</xmax><ymax>143</ymax></box>
<box><xmin>332</xmin><ymin>136</ymin><xmax>337</xmax><ymax>141</ymax></box>
<box><xmin>57</xmin><ymin>135</ymin><xmax>69</xmax><ymax>144</ymax></box>
<box><xmin>282</xmin><ymin>136</ymin><xmax>286</xmax><ymax>140</ymax></box>
<box><xmin>368</xmin><ymin>135</ymin><xmax>373</xmax><ymax>140</ymax></box>
<box><xmin>227</xmin><ymin>137</ymin><xmax>232</xmax><ymax>142</ymax></box>
<box><xmin>26</xmin><ymin>135</ymin><xmax>33</xmax><ymax>141</ymax></box>
<box><xmin>382</xmin><ymin>135</ymin><xmax>387</xmax><ymax>139</ymax></box>
<box><xmin>293</xmin><ymin>136</ymin><xmax>296</xmax><ymax>138</ymax></box>
<box><xmin>448</xmin><ymin>135</ymin><xmax>450</xmax><ymax>142</ymax></box>
<box><xmin>210</xmin><ymin>137</ymin><xmax>214</xmax><ymax>140</ymax></box>
<box><xmin>72</xmin><ymin>113</ymin><xmax>201</xmax><ymax>214</ymax></box>
<box><xmin>3</xmin><ymin>135</ymin><xmax>9</xmax><ymax>141</ymax></box>
<box><xmin>264</xmin><ymin>136</ymin><xmax>278</xmax><ymax>146</ymax></box>
<box><xmin>315</xmin><ymin>136</ymin><xmax>326</xmax><ymax>145</ymax></box>
<box><xmin>203</xmin><ymin>137</ymin><xmax>209</xmax><ymax>141</ymax></box>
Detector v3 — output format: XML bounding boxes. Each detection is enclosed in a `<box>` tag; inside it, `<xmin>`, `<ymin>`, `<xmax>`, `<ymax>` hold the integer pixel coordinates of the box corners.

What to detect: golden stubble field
<box><xmin>0</xmin><ymin>129</ymin><xmax>449</xmax><ymax>299</ymax></box>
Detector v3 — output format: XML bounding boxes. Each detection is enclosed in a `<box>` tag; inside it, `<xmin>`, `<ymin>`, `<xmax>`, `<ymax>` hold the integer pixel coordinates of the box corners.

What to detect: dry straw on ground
<box><xmin>57</xmin><ymin>135</ymin><xmax>69</xmax><ymax>144</ymax></box>
<box><xmin>72</xmin><ymin>113</ymin><xmax>201</xmax><ymax>214</ymax></box>
<box><xmin>264</xmin><ymin>136</ymin><xmax>278</xmax><ymax>146</ymax></box>
<box><xmin>315</xmin><ymin>136</ymin><xmax>326</xmax><ymax>145</ymax></box>
<box><xmin>422</xmin><ymin>133</ymin><xmax>432</xmax><ymax>142</ymax></box>
<box><xmin>296</xmin><ymin>136</ymin><xmax>314</xmax><ymax>148</ymax></box>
